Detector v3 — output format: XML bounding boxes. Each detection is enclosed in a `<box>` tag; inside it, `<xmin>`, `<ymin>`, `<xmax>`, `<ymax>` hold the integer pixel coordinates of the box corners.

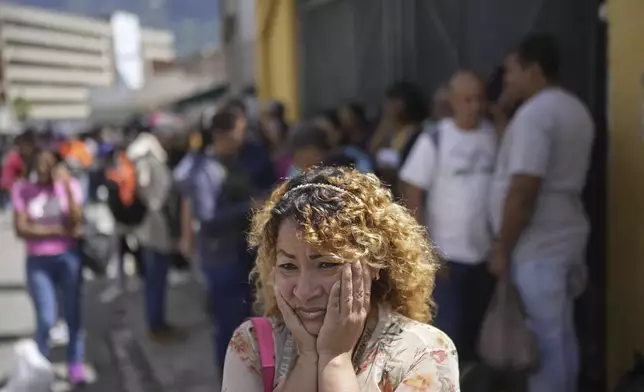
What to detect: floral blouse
<box><xmin>221</xmin><ymin>304</ymin><xmax>460</xmax><ymax>391</ymax></box>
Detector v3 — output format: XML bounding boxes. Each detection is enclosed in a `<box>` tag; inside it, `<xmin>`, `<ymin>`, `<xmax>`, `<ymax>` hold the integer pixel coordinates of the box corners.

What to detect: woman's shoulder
<box><xmin>228</xmin><ymin>318</ymin><xmax>283</xmax><ymax>376</ymax></box>
<box><xmin>374</xmin><ymin>314</ymin><xmax>460</xmax><ymax>389</ymax></box>
<box><xmin>388</xmin><ymin>313</ymin><xmax>457</xmax><ymax>354</ymax></box>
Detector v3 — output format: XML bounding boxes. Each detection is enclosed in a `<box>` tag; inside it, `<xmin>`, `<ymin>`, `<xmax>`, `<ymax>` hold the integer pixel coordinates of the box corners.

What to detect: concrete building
<box><xmin>0</xmin><ymin>2</ymin><xmax>175</xmax><ymax>122</ymax></box>
<box><xmin>221</xmin><ymin>0</ymin><xmax>256</xmax><ymax>94</ymax></box>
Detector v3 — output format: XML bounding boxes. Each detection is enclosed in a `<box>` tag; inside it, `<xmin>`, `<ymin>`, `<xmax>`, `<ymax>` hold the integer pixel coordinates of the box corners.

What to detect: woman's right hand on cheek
<box><xmin>274</xmin><ymin>286</ymin><xmax>317</xmax><ymax>357</ymax></box>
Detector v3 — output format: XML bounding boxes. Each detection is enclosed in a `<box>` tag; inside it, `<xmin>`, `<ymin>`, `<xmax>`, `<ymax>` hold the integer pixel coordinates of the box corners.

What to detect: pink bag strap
<box><xmin>250</xmin><ymin>317</ymin><xmax>275</xmax><ymax>392</ymax></box>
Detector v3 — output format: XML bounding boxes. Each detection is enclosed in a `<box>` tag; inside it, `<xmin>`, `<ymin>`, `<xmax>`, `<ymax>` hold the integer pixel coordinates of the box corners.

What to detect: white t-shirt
<box><xmin>489</xmin><ymin>87</ymin><xmax>594</xmax><ymax>263</ymax></box>
<box><xmin>400</xmin><ymin>118</ymin><xmax>497</xmax><ymax>263</ymax></box>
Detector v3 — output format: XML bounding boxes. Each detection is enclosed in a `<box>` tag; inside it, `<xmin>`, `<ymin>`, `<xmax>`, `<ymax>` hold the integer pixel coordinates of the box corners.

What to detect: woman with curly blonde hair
<box><xmin>221</xmin><ymin>166</ymin><xmax>459</xmax><ymax>391</ymax></box>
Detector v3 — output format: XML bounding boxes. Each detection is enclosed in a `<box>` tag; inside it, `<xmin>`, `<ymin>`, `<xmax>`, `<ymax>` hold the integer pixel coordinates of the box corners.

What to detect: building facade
<box><xmin>221</xmin><ymin>0</ymin><xmax>256</xmax><ymax>94</ymax></box>
<box><xmin>0</xmin><ymin>3</ymin><xmax>175</xmax><ymax>121</ymax></box>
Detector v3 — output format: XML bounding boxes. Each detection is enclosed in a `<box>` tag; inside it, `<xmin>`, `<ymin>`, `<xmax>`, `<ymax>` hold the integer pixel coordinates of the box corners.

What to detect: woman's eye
<box><xmin>319</xmin><ymin>262</ymin><xmax>342</xmax><ymax>269</ymax></box>
<box><xmin>277</xmin><ymin>263</ymin><xmax>297</xmax><ymax>271</ymax></box>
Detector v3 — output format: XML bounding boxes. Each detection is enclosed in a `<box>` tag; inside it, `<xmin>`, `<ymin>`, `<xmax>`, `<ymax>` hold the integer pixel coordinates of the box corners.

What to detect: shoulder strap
<box><xmin>250</xmin><ymin>317</ymin><xmax>275</xmax><ymax>392</ymax></box>
<box><xmin>424</xmin><ymin>122</ymin><xmax>441</xmax><ymax>149</ymax></box>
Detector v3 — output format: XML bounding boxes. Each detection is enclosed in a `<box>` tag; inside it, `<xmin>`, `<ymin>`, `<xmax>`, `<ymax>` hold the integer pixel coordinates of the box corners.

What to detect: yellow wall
<box><xmin>255</xmin><ymin>0</ymin><xmax>300</xmax><ymax>122</ymax></box>
<box><xmin>607</xmin><ymin>0</ymin><xmax>644</xmax><ymax>387</ymax></box>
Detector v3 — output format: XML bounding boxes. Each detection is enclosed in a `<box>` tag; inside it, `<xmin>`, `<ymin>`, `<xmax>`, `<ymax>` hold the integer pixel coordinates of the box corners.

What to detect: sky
<box><xmin>12</xmin><ymin>0</ymin><xmax>221</xmax><ymax>55</ymax></box>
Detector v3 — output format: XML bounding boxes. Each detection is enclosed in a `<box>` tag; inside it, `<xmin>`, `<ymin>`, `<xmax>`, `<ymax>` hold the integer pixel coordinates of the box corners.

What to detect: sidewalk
<box><xmin>104</xmin><ymin>275</ymin><xmax>219</xmax><ymax>392</ymax></box>
<box><xmin>0</xmin><ymin>208</ymin><xmax>219</xmax><ymax>392</ymax></box>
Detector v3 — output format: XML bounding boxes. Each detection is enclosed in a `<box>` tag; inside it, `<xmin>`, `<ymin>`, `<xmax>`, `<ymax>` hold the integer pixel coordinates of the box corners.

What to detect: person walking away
<box><xmin>174</xmin><ymin>110</ymin><xmax>259</xmax><ymax>370</ymax></box>
<box><xmin>126</xmin><ymin>114</ymin><xmax>184</xmax><ymax>342</ymax></box>
<box><xmin>489</xmin><ymin>34</ymin><xmax>594</xmax><ymax>392</ymax></box>
<box><xmin>400</xmin><ymin>70</ymin><xmax>497</xmax><ymax>362</ymax></box>
<box><xmin>224</xmin><ymin>99</ymin><xmax>277</xmax><ymax>191</ymax></box>
<box><xmin>11</xmin><ymin>149</ymin><xmax>87</xmax><ymax>384</ymax></box>
<box><xmin>1</xmin><ymin>131</ymin><xmax>36</xmax><ymax>210</ymax></box>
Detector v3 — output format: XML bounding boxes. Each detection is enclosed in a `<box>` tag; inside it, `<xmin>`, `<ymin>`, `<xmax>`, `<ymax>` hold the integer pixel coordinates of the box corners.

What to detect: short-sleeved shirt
<box><xmin>222</xmin><ymin>304</ymin><xmax>460</xmax><ymax>391</ymax></box>
<box><xmin>400</xmin><ymin>118</ymin><xmax>497</xmax><ymax>263</ymax></box>
<box><xmin>489</xmin><ymin>87</ymin><xmax>594</xmax><ymax>263</ymax></box>
<box><xmin>11</xmin><ymin>179</ymin><xmax>83</xmax><ymax>256</ymax></box>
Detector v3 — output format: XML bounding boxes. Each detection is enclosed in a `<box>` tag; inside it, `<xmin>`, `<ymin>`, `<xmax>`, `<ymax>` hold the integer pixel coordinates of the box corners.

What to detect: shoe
<box><xmin>68</xmin><ymin>362</ymin><xmax>87</xmax><ymax>385</ymax></box>
<box><xmin>49</xmin><ymin>320</ymin><xmax>69</xmax><ymax>346</ymax></box>
<box><xmin>149</xmin><ymin>325</ymin><xmax>185</xmax><ymax>344</ymax></box>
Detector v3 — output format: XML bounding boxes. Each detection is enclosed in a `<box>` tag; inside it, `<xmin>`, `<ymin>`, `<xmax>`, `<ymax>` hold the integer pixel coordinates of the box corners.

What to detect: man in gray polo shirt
<box><xmin>489</xmin><ymin>34</ymin><xmax>594</xmax><ymax>392</ymax></box>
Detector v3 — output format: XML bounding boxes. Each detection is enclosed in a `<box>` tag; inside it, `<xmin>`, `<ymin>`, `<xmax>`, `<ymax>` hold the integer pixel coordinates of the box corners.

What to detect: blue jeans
<box><xmin>26</xmin><ymin>251</ymin><xmax>84</xmax><ymax>363</ymax></box>
<box><xmin>433</xmin><ymin>261</ymin><xmax>495</xmax><ymax>362</ymax></box>
<box><xmin>202</xmin><ymin>259</ymin><xmax>252</xmax><ymax>369</ymax></box>
<box><xmin>142</xmin><ymin>249</ymin><xmax>170</xmax><ymax>330</ymax></box>
<box><xmin>512</xmin><ymin>259</ymin><xmax>582</xmax><ymax>392</ymax></box>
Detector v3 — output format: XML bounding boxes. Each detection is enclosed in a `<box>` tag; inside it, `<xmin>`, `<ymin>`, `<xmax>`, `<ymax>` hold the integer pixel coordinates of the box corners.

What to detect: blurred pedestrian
<box><xmin>400</xmin><ymin>70</ymin><xmax>497</xmax><ymax>362</ymax></box>
<box><xmin>489</xmin><ymin>34</ymin><xmax>594</xmax><ymax>392</ymax></box>
<box><xmin>12</xmin><ymin>148</ymin><xmax>86</xmax><ymax>384</ymax></box>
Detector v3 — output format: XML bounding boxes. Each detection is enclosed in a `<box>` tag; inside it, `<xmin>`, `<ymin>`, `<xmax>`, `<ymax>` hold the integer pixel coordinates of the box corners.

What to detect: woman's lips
<box><xmin>296</xmin><ymin>309</ymin><xmax>326</xmax><ymax>320</ymax></box>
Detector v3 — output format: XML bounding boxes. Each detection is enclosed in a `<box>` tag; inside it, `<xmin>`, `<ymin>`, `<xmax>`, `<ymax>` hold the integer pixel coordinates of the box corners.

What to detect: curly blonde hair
<box><xmin>248</xmin><ymin>166</ymin><xmax>439</xmax><ymax>323</ymax></box>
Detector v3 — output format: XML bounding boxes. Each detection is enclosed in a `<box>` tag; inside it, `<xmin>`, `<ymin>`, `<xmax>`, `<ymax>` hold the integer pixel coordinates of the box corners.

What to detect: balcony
<box><xmin>142</xmin><ymin>45</ymin><xmax>176</xmax><ymax>62</ymax></box>
<box><xmin>0</xmin><ymin>25</ymin><xmax>109</xmax><ymax>53</ymax></box>
<box><xmin>0</xmin><ymin>4</ymin><xmax>110</xmax><ymax>37</ymax></box>
<box><xmin>5</xmin><ymin>65</ymin><xmax>112</xmax><ymax>86</ymax></box>
<box><xmin>3</xmin><ymin>46</ymin><xmax>110</xmax><ymax>70</ymax></box>
<box><xmin>28</xmin><ymin>103</ymin><xmax>90</xmax><ymax>120</ymax></box>
<box><xmin>6</xmin><ymin>85</ymin><xmax>89</xmax><ymax>103</ymax></box>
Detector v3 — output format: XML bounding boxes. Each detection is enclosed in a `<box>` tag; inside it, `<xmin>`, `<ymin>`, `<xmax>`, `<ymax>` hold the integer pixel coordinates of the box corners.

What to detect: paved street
<box><xmin>0</xmin><ymin>208</ymin><xmax>219</xmax><ymax>392</ymax></box>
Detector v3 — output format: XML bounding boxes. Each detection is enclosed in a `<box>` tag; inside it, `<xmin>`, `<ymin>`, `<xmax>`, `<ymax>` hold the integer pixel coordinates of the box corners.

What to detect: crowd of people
<box><xmin>0</xmin><ymin>32</ymin><xmax>594</xmax><ymax>392</ymax></box>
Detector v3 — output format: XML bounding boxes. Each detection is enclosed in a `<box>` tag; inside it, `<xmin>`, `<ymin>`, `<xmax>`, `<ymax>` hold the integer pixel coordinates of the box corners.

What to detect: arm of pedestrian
<box><xmin>178</xmin><ymin>196</ymin><xmax>195</xmax><ymax>260</ymax></box>
<box><xmin>11</xmin><ymin>183</ymin><xmax>66</xmax><ymax>239</ymax></box>
<box><xmin>495</xmin><ymin>173</ymin><xmax>542</xmax><ymax>258</ymax></box>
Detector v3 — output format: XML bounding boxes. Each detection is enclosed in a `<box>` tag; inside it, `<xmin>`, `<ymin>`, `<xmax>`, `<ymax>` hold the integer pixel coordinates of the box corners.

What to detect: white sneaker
<box><xmin>49</xmin><ymin>320</ymin><xmax>69</xmax><ymax>346</ymax></box>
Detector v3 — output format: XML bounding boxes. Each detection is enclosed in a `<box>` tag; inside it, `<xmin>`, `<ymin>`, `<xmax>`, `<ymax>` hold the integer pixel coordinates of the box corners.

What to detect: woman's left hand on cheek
<box><xmin>316</xmin><ymin>261</ymin><xmax>371</xmax><ymax>359</ymax></box>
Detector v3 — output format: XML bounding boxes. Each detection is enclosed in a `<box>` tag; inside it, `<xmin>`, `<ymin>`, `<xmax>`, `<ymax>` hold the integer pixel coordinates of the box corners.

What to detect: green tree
<box><xmin>12</xmin><ymin>97</ymin><xmax>31</xmax><ymax>121</ymax></box>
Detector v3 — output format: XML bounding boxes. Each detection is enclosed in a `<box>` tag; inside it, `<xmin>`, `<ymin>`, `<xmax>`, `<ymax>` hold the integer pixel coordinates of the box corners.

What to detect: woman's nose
<box><xmin>292</xmin><ymin>274</ymin><xmax>322</xmax><ymax>303</ymax></box>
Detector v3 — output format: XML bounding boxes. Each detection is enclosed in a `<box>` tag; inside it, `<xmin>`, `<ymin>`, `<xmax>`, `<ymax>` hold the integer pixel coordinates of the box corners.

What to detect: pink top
<box><xmin>11</xmin><ymin>179</ymin><xmax>83</xmax><ymax>256</ymax></box>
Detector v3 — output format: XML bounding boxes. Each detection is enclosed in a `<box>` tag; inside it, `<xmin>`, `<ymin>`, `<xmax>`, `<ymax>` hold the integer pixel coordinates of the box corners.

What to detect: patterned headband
<box><xmin>282</xmin><ymin>183</ymin><xmax>349</xmax><ymax>200</ymax></box>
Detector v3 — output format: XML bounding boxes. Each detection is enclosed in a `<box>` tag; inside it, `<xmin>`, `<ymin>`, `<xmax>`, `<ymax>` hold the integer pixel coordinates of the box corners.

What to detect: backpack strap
<box><xmin>424</xmin><ymin>122</ymin><xmax>441</xmax><ymax>149</ymax></box>
<box><xmin>250</xmin><ymin>317</ymin><xmax>275</xmax><ymax>392</ymax></box>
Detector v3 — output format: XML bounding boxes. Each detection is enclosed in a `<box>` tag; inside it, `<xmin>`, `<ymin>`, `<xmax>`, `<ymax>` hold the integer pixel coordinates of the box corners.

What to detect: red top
<box><xmin>1</xmin><ymin>150</ymin><xmax>25</xmax><ymax>191</ymax></box>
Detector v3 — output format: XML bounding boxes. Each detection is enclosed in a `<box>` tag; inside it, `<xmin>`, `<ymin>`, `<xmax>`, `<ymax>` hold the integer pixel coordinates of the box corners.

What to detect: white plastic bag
<box><xmin>0</xmin><ymin>339</ymin><xmax>55</xmax><ymax>392</ymax></box>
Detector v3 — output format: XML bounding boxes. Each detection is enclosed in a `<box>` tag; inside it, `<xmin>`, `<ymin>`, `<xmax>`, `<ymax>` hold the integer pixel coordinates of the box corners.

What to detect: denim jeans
<box><xmin>512</xmin><ymin>259</ymin><xmax>584</xmax><ymax>392</ymax></box>
<box><xmin>142</xmin><ymin>248</ymin><xmax>170</xmax><ymax>330</ymax></box>
<box><xmin>202</xmin><ymin>259</ymin><xmax>252</xmax><ymax>370</ymax></box>
<box><xmin>26</xmin><ymin>251</ymin><xmax>84</xmax><ymax>363</ymax></box>
<box><xmin>433</xmin><ymin>261</ymin><xmax>495</xmax><ymax>362</ymax></box>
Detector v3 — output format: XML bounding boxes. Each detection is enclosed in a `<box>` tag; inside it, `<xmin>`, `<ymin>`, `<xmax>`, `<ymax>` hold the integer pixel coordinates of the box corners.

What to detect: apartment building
<box><xmin>0</xmin><ymin>3</ymin><xmax>175</xmax><ymax>121</ymax></box>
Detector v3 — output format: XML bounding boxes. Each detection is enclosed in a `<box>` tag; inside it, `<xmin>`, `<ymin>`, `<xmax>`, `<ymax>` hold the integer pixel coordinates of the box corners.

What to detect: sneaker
<box><xmin>68</xmin><ymin>362</ymin><xmax>87</xmax><ymax>385</ymax></box>
<box><xmin>49</xmin><ymin>320</ymin><xmax>69</xmax><ymax>346</ymax></box>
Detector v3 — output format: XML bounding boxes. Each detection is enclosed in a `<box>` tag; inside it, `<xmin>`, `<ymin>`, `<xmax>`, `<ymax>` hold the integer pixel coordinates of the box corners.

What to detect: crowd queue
<box><xmin>0</xmin><ymin>33</ymin><xmax>593</xmax><ymax>392</ymax></box>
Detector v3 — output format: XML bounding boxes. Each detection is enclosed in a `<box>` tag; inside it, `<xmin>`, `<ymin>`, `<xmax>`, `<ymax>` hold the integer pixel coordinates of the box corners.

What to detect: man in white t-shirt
<box><xmin>400</xmin><ymin>70</ymin><xmax>497</xmax><ymax>361</ymax></box>
<box><xmin>489</xmin><ymin>35</ymin><xmax>594</xmax><ymax>392</ymax></box>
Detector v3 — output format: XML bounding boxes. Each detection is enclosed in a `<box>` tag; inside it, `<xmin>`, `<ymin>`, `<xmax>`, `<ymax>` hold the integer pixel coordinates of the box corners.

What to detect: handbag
<box><xmin>477</xmin><ymin>278</ymin><xmax>540</xmax><ymax>373</ymax></box>
<box><xmin>249</xmin><ymin>317</ymin><xmax>275</xmax><ymax>392</ymax></box>
<box><xmin>79</xmin><ymin>223</ymin><xmax>113</xmax><ymax>277</ymax></box>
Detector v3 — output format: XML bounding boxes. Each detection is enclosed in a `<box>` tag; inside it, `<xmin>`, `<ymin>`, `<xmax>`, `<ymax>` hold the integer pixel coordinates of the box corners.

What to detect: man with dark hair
<box><xmin>489</xmin><ymin>33</ymin><xmax>594</xmax><ymax>392</ymax></box>
<box><xmin>288</xmin><ymin>124</ymin><xmax>333</xmax><ymax>177</ymax></box>
<box><xmin>174</xmin><ymin>107</ymin><xmax>262</xmax><ymax>369</ymax></box>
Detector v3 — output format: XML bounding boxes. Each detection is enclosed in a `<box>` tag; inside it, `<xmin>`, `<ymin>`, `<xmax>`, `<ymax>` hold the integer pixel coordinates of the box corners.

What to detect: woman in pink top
<box><xmin>11</xmin><ymin>148</ymin><xmax>87</xmax><ymax>385</ymax></box>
